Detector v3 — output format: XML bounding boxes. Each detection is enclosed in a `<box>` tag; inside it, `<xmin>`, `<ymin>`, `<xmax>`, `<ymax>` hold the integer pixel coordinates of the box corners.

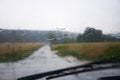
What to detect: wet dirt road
<box><xmin>0</xmin><ymin>45</ymin><xmax>120</xmax><ymax>80</ymax></box>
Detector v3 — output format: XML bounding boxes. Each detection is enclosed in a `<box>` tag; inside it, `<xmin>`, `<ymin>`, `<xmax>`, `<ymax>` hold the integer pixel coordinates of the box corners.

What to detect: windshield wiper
<box><xmin>17</xmin><ymin>60</ymin><xmax>120</xmax><ymax>80</ymax></box>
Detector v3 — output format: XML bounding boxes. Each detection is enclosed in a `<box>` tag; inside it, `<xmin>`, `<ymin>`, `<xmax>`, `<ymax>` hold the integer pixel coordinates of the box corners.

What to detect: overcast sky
<box><xmin>0</xmin><ymin>0</ymin><xmax>120</xmax><ymax>33</ymax></box>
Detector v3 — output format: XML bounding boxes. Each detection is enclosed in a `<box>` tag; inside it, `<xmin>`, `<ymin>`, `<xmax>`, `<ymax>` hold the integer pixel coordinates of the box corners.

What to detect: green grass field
<box><xmin>0</xmin><ymin>43</ymin><xmax>43</xmax><ymax>62</ymax></box>
<box><xmin>52</xmin><ymin>42</ymin><xmax>120</xmax><ymax>61</ymax></box>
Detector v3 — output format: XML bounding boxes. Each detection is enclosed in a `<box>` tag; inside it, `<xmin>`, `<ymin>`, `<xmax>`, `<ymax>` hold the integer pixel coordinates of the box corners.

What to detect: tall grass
<box><xmin>52</xmin><ymin>42</ymin><xmax>120</xmax><ymax>61</ymax></box>
<box><xmin>0</xmin><ymin>43</ymin><xmax>43</xmax><ymax>62</ymax></box>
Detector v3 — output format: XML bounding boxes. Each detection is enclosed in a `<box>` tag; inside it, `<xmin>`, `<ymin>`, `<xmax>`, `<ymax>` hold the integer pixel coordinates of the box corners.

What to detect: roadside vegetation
<box><xmin>51</xmin><ymin>27</ymin><xmax>120</xmax><ymax>61</ymax></box>
<box><xmin>0</xmin><ymin>43</ymin><xmax>43</xmax><ymax>62</ymax></box>
<box><xmin>52</xmin><ymin>42</ymin><xmax>120</xmax><ymax>61</ymax></box>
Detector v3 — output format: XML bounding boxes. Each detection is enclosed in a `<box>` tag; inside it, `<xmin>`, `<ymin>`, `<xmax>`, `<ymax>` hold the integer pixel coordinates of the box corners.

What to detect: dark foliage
<box><xmin>77</xmin><ymin>27</ymin><xmax>120</xmax><ymax>42</ymax></box>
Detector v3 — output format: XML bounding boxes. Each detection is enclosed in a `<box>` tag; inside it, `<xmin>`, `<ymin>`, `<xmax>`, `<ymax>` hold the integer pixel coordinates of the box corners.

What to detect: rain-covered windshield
<box><xmin>0</xmin><ymin>0</ymin><xmax>120</xmax><ymax>80</ymax></box>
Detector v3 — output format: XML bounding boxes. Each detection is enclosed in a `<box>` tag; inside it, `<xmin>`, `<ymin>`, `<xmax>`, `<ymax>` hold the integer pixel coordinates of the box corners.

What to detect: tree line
<box><xmin>77</xmin><ymin>27</ymin><xmax>120</xmax><ymax>42</ymax></box>
<box><xmin>0</xmin><ymin>29</ymin><xmax>77</xmax><ymax>43</ymax></box>
<box><xmin>0</xmin><ymin>27</ymin><xmax>119</xmax><ymax>43</ymax></box>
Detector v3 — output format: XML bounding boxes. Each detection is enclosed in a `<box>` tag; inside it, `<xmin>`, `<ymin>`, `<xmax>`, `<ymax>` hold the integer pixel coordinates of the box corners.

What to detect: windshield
<box><xmin>0</xmin><ymin>0</ymin><xmax>120</xmax><ymax>80</ymax></box>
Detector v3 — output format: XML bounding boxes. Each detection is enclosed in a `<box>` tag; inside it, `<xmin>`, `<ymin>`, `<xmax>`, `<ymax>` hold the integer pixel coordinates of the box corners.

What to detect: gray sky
<box><xmin>0</xmin><ymin>0</ymin><xmax>120</xmax><ymax>33</ymax></box>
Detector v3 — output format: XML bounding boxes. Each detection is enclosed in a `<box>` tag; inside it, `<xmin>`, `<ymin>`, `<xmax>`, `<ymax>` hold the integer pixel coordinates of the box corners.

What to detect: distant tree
<box><xmin>77</xmin><ymin>34</ymin><xmax>83</xmax><ymax>42</ymax></box>
<box><xmin>103</xmin><ymin>35</ymin><xmax>119</xmax><ymax>42</ymax></box>
<box><xmin>47</xmin><ymin>32</ymin><xmax>57</xmax><ymax>44</ymax></box>
<box><xmin>62</xmin><ymin>33</ymin><xmax>70</xmax><ymax>43</ymax></box>
<box><xmin>77</xmin><ymin>27</ymin><xmax>104</xmax><ymax>42</ymax></box>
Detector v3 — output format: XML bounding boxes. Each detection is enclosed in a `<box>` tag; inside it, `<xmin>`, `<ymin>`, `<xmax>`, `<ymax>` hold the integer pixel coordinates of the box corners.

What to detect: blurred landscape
<box><xmin>0</xmin><ymin>27</ymin><xmax>120</xmax><ymax>62</ymax></box>
<box><xmin>0</xmin><ymin>0</ymin><xmax>120</xmax><ymax>80</ymax></box>
<box><xmin>0</xmin><ymin>27</ymin><xmax>120</xmax><ymax>43</ymax></box>
<box><xmin>0</xmin><ymin>29</ymin><xmax>77</xmax><ymax>43</ymax></box>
